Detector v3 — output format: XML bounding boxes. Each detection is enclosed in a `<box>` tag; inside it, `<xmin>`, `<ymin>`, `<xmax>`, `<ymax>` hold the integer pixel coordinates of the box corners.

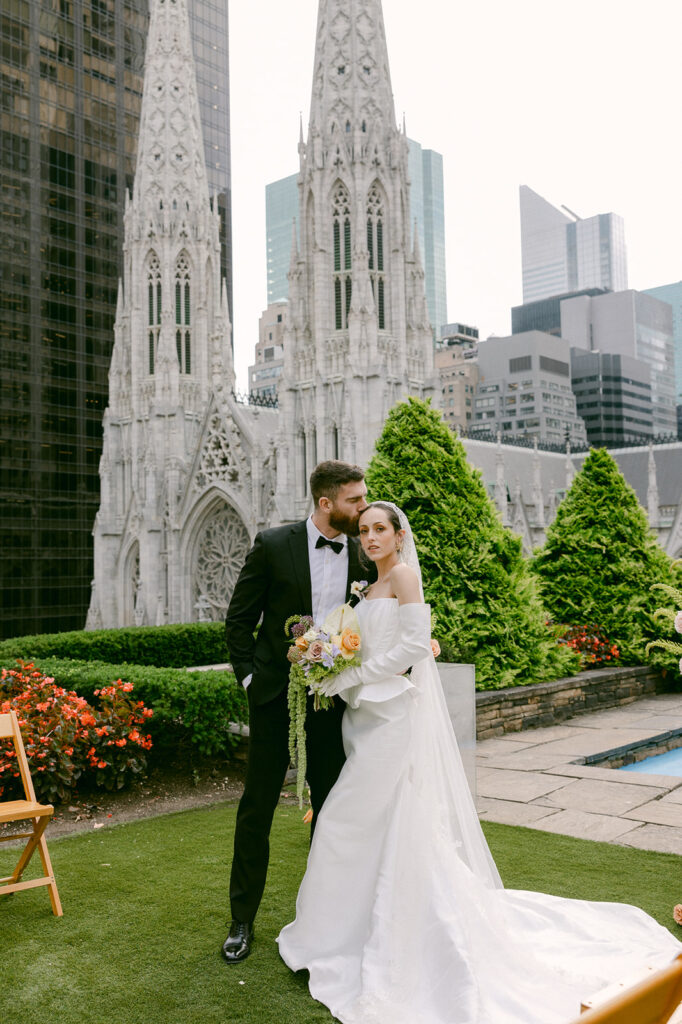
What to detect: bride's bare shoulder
<box><xmin>388</xmin><ymin>563</ymin><xmax>421</xmax><ymax>602</ymax></box>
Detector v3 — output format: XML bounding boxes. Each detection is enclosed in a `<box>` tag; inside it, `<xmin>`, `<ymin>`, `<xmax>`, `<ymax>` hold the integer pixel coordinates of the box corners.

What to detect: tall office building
<box><xmin>560</xmin><ymin>290</ymin><xmax>676</xmax><ymax>436</ymax></box>
<box><xmin>0</xmin><ymin>0</ymin><xmax>231</xmax><ymax>639</ymax></box>
<box><xmin>265</xmin><ymin>173</ymin><xmax>299</xmax><ymax>305</ymax></box>
<box><xmin>520</xmin><ymin>185</ymin><xmax>628</xmax><ymax>304</ymax></box>
<box><xmin>474</xmin><ymin>333</ymin><xmax>588</xmax><ymax>446</ymax></box>
<box><xmin>407</xmin><ymin>139</ymin><xmax>447</xmax><ymax>339</ymax></box>
<box><xmin>265</xmin><ymin>138</ymin><xmax>447</xmax><ymax>338</ymax></box>
<box><xmin>642</xmin><ymin>281</ymin><xmax>682</xmax><ymax>437</ymax></box>
<box><xmin>570</xmin><ymin>349</ymin><xmax>653</xmax><ymax>447</ymax></box>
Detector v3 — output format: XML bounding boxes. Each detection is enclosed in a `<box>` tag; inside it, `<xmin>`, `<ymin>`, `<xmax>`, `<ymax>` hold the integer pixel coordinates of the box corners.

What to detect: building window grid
<box><xmin>332</xmin><ymin>182</ymin><xmax>352</xmax><ymax>330</ymax></box>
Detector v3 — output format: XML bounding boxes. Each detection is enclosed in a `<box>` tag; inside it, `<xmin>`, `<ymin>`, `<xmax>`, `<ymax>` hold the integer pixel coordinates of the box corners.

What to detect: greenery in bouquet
<box><xmin>0</xmin><ymin>661</ymin><xmax>153</xmax><ymax>803</ymax></box>
<box><xmin>286</xmin><ymin>608</ymin><xmax>362</xmax><ymax>805</ymax></box>
<box><xmin>364</xmin><ymin>397</ymin><xmax>578</xmax><ymax>690</ymax></box>
<box><xmin>645</xmin><ymin>563</ymin><xmax>682</xmax><ymax>677</ymax></box>
<box><xmin>532</xmin><ymin>448</ymin><xmax>681</xmax><ymax>671</ymax></box>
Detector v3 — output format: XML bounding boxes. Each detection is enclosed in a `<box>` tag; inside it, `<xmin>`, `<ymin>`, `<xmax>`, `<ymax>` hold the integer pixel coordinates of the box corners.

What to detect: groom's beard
<box><xmin>328</xmin><ymin>509</ymin><xmax>361</xmax><ymax>537</ymax></box>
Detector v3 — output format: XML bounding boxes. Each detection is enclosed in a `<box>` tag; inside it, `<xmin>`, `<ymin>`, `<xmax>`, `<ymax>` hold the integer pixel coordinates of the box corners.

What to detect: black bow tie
<box><xmin>316</xmin><ymin>535</ymin><xmax>344</xmax><ymax>555</ymax></box>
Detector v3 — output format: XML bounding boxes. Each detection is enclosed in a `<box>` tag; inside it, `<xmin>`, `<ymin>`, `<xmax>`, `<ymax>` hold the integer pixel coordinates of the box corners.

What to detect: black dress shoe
<box><xmin>221</xmin><ymin>920</ymin><xmax>254</xmax><ymax>963</ymax></box>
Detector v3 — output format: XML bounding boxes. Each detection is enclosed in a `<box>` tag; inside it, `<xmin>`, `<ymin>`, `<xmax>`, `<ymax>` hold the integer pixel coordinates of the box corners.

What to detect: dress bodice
<box><xmin>341</xmin><ymin>598</ymin><xmax>416</xmax><ymax>708</ymax></box>
<box><xmin>355</xmin><ymin>598</ymin><xmax>400</xmax><ymax>660</ymax></box>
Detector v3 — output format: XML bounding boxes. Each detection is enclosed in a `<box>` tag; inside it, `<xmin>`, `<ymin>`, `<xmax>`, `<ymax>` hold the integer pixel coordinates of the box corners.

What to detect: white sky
<box><xmin>228</xmin><ymin>0</ymin><xmax>682</xmax><ymax>390</ymax></box>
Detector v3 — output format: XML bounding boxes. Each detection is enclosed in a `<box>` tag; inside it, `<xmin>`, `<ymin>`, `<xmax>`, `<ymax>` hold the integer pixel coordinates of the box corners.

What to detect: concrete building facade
<box><xmin>560</xmin><ymin>290</ymin><xmax>677</xmax><ymax>436</ymax></box>
<box><xmin>435</xmin><ymin>324</ymin><xmax>479</xmax><ymax>431</ymax></box>
<box><xmin>473</xmin><ymin>333</ymin><xmax>588</xmax><ymax>446</ymax></box>
<box><xmin>248</xmin><ymin>301</ymin><xmax>287</xmax><ymax>400</ymax></box>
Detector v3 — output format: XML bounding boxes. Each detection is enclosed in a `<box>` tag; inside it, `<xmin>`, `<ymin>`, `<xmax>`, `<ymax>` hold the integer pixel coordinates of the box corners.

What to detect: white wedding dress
<box><xmin>277</xmin><ymin>598</ymin><xmax>681</xmax><ymax>1024</ymax></box>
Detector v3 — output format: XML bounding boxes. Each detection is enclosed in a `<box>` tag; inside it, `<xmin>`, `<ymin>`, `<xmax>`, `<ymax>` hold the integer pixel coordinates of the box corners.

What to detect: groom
<box><xmin>221</xmin><ymin>460</ymin><xmax>371</xmax><ymax>963</ymax></box>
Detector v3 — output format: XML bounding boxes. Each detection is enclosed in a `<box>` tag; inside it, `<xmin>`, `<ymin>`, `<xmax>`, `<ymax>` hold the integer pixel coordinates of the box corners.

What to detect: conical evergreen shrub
<box><xmin>531</xmin><ymin>447</ymin><xmax>680</xmax><ymax>668</ymax></box>
<box><xmin>364</xmin><ymin>397</ymin><xmax>578</xmax><ymax>689</ymax></box>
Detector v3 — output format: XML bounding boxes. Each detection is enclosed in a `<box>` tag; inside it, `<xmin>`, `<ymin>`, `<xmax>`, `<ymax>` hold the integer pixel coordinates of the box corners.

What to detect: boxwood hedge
<box><xmin>0</xmin><ymin>622</ymin><xmax>228</xmax><ymax>669</ymax></box>
<box><xmin>0</xmin><ymin>623</ymin><xmax>248</xmax><ymax>761</ymax></box>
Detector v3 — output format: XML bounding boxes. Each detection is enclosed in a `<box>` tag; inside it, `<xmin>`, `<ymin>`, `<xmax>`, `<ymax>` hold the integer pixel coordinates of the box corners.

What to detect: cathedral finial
<box><xmin>132</xmin><ymin>0</ymin><xmax>210</xmax><ymax>219</ymax></box>
<box><xmin>308</xmin><ymin>1</ymin><xmax>396</xmax><ymax>143</ymax></box>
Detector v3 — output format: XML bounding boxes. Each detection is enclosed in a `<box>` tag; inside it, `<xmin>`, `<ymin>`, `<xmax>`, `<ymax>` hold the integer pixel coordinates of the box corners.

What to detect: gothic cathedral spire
<box><xmin>277</xmin><ymin>0</ymin><xmax>437</xmax><ymax>518</ymax></box>
<box><xmin>89</xmin><ymin>0</ymin><xmax>243</xmax><ymax>630</ymax></box>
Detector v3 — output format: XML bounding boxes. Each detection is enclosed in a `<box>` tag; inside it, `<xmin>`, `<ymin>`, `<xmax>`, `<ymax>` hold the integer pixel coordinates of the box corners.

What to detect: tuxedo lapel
<box><xmin>345</xmin><ymin>537</ymin><xmax>365</xmax><ymax>601</ymax></box>
<box><xmin>288</xmin><ymin>521</ymin><xmax>313</xmax><ymax>614</ymax></box>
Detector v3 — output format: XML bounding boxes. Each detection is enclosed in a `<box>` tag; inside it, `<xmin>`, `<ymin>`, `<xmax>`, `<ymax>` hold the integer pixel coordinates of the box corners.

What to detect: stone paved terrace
<box><xmin>475</xmin><ymin>693</ymin><xmax>682</xmax><ymax>854</ymax></box>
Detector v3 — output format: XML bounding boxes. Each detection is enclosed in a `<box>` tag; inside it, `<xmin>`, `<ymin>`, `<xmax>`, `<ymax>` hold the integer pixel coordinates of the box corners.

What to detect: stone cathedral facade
<box><xmin>87</xmin><ymin>0</ymin><xmax>436</xmax><ymax>629</ymax></box>
<box><xmin>88</xmin><ymin>0</ymin><xmax>682</xmax><ymax>630</ymax></box>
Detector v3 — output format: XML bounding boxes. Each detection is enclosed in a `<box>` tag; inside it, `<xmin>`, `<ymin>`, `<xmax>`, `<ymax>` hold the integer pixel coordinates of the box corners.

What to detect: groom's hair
<box><xmin>310</xmin><ymin>460</ymin><xmax>365</xmax><ymax>505</ymax></box>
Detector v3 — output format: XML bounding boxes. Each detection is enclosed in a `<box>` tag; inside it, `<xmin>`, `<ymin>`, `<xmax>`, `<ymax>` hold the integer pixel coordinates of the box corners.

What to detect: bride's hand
<box><xmin>317</xmin><ymin>666</ymin><xmax>361</xmax><ymax>698</ymax></box>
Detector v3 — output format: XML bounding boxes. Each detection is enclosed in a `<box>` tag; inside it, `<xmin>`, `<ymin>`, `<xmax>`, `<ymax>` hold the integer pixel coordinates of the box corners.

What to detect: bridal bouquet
<box><xmin>286</xmin><ymin>602</ymin><xmax>362</xmax><ymax>806</ymax></box>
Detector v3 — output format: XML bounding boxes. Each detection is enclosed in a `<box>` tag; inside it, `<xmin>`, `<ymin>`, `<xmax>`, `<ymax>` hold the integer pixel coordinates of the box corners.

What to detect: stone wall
<box><xmin>475</xmin><ymin>665</ymin><xmax>672</xmax><ymax>740</ymax></box>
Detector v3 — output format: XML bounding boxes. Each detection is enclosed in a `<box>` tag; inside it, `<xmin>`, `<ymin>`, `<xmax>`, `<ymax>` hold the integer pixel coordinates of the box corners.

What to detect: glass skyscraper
<box><xmin>265</xmin><ymin>172</ymin><xmax>299</xmax><ymax>304</ymax></box>
<box><xmin>520</xmin><ymin>185</ymin><xmax>628</xmax><ymax>304</ymax></box>
<box><xmin>266</xmin><ymin>138</ymin><xmax>447</xmax><ymax>338</ymax></box>
<box><xmin>642</xmin><ymin>281</ymin><xmax>682</xmax><ymax>436</ymax></box>
<box><xmin>0</xmin><ymin>0</ymin><xmax>231</xmax><ymax>640</ymax></box>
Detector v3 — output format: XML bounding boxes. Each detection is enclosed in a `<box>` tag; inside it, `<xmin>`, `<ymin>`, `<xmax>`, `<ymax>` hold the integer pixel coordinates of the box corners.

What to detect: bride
<box><xmin>277</xmin><ymin>501</ymin><xmax>681</xmax><ymax>1024</ymax></box>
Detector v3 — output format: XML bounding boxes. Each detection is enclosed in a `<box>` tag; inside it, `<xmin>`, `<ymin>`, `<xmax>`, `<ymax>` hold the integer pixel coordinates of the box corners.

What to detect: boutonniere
<box><xmin>349</xmin><ymin>580</ymin><xmax>369</xmax><ymax>606</ymax></box>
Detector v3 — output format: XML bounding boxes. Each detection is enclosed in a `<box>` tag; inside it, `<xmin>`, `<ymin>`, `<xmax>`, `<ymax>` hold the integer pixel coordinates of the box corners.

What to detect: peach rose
<box><xmin>340</xmin><ymin>628</ymin><xmax>361</xmax><ymax>656</ymax></box>
<box><xmin>294</xmin><ymin>636</ymin><xmax>309</xmax><ymax>651</ymax></box>
<box><xmin>430</xmin><ymin>638</ymin><xmax>441</xmax><ymax>658</ymax></box>
<box><xmin>674</xmin><ymin>904</ymin><xmax>682</xmax><ymax>926</ymax></box>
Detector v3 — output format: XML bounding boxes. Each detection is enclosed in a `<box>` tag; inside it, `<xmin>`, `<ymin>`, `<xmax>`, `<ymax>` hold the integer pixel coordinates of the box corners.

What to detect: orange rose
<box><xmin>340</xmin><ymin>628</ymin><xmax>361</xmax><ymax>655</ymax></box>
<box><xmin>430</xmin><ymin>638</ymin><xmax>441</xmax><ymax>658</ymax></box>
<box><xmin>294</xmin><ymin>636</ymin><xmax>309</xmax><ymax>650</ymax></box>
<box><xmin>674</xmin><ymin>904</ymin><xmax>682</xmax><ymax>926</ymax></box>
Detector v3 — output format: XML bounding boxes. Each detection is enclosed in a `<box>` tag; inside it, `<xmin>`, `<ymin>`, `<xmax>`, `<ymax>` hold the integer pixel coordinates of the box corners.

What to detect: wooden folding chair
<box><xmin>572</xmin><ymin>954</ymin><xmax>682</xmax><ymax>1024</ymax></box>
<box><xmin>0</xmin><ymin>710</ymin><xmax>62</xmax><ymax>916</ymax></box>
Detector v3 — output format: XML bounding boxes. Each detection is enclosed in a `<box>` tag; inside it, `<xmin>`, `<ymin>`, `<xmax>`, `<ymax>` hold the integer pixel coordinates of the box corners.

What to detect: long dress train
<box><xmin>277</xmin><ymin>598</ymin><xmax>681</xmax><ymax>1024</ymax></box>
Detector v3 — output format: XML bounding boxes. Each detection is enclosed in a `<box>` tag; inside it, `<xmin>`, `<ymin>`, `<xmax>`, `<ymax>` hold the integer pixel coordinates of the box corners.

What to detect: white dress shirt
<box><xmin>306</xmin><ymin>515</ymin><xmax>349</xmax><ymax>625</ymax></box>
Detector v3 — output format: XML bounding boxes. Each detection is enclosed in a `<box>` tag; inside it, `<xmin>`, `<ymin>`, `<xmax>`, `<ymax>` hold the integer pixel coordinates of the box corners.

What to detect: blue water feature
<box><xmin>619</xmin><ymin>746</ymin><xmax>682</xmax><ymax>777</ymax></box>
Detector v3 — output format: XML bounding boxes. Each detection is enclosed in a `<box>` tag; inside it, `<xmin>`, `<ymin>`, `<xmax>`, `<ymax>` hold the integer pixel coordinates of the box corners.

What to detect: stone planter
<box><xmin>474</xmin><ymin>665</ymin><xmax>671</xmax><ymax>740</ymax></box>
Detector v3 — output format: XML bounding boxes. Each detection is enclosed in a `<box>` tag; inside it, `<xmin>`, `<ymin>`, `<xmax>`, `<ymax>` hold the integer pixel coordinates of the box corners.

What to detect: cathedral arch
<box><xmin>367</xmin><ymin>181</ymin><xmax>388</xmax><ymax>330</ymax></box>
<box><xmin>331</xmin><ymin>180</ymin><xmax>352</xmax><ymax>330</ymax></box>
<box><xmin>146</xmin><ymin>251</ymin><xmax>162</xmax><ymax>374</ymax></box>
<box><xmin>174</xmin><ymin>250</ymin><xmax>192</xmax><ymax>374</ymax></box>
<box><xmin>182</xmin><ymin>490</ymin><xmax>252</xmax><ymax>622</ymax></box>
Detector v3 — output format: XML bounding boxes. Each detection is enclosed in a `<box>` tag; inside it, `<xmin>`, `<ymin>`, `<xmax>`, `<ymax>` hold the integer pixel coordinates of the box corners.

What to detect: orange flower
<box><xmin>80</xmin><ymin>712</ymin><xmax>96</xmax><ymax>728</ymax></box>
<box><xmin>97</xmin><ymin>760</ymin><xmax>107</xmax><ymax>769</ymax></box>
<box><xmin>122</xmin><ymin>682</ymin><xmax>134</xmax><ymax>692</ymax></box>
<box><xmin>115</xmin><ymin>738</ymin><xmax>126</xmax><ymax>747</ymax></box>
<box><xmin>340</xmin><ymin>628</ymin><xmax>361</xmax><ymax>656</ymax></box>
<box><xmin>294</xmin><ymin>636</ymin><xmax>309</xmax><ymax>650</ymax></box>
<box><xmin>430</xmin><ymin>638</ymin><xmax>441</xmax><ymax>658</ymax></box>
<box><xmin>302</xmin><ymin>808</ymin><xmax>313</xmax><ymax>824</ymax></box>
<box><xmin>674</xmin><ymin>904</ymin><xmax>682</xmax><ymax>926</ymax></box>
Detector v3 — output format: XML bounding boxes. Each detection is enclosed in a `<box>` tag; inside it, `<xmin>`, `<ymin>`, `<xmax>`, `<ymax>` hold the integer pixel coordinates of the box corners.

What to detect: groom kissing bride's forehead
<box><xmin>222</xmin><ymin>459</ymin><xmax>375</xmax><ymax>965</ymax></box>
<box><xmin>309</xmin><ymin>460</ymin><xmax>369</xmax><ymax>536</ymax></box>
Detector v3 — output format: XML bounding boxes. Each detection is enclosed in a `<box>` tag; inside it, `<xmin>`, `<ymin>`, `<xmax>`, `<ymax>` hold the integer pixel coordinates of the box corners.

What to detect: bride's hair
<box><xmin>358</xmin><ymin>501</ymin><xmax>401</xmax><ymax>534</ymax></box>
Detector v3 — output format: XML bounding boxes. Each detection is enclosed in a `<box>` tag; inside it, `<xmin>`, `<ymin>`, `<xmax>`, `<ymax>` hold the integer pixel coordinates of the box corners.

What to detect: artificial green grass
<box><xmin>2</xmin><ymin>805</ymin><xmax>681</xmax><ymax>1024</ymax></box>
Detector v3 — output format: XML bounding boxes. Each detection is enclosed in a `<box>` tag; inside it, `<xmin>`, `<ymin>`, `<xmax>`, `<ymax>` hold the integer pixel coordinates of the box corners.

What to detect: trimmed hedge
<box><xmin>2</xmin><ymin>657</ymin><xmax>248</xmax><ymax>759</ymax></box>
<box><xmin>0</xmin><ymin>622</ymin><xmax>228</xmax><ymax>669</ymax></box>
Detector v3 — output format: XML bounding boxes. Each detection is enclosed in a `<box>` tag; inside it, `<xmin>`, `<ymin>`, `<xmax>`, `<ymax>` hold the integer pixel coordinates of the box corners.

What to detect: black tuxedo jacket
<box><xmin>225</xmin><ymin>520</ymin><xmax>372</xmax><ymax>706</ymax></box>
